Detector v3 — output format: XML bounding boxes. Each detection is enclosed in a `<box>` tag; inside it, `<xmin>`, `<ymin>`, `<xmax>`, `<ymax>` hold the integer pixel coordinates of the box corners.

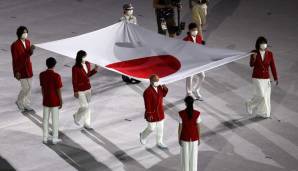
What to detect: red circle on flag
<box><xmin>106</xmin><ymin>55</ymin><xmax>181</xmax><ymax>79</ymax></box>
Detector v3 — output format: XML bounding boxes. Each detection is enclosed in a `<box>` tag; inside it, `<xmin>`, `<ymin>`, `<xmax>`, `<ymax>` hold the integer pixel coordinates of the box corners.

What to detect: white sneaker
<box><xmin>246</xmin><ymin>102</ymin><xmax>252</xmax><ymax>114</ymax></box>
<box><xmin>193</xmin><ymin>91</ymin><xmax>203</xmax><ymax>101</ymax></box>
<box><xmin>84</xmin><ymin>125</ymin><xmax>93</xmax><ymax>130</ymax></box>
<box><xmin>15</xmin><ymin>101</ymin><xmax>25</xmax><ymax>112</ymax></box>
<box><xmin>139</xmin><ymin>133</ymin><xmax>146</xmax><ymax>145</ymax></box>
<box><xmin>24</xmin><ymin>106</ymin><xmax>34</xmax><ymax>111</ymax></box>
<box><xmin>157</xmin><ymin>143</ymin><xmax>168</xmax><ymax>149</ymax></box>
<box><xmin>52</xmin><ymin>138</ymin><xmax>62</xmax><ymax>145</ymax></box>
<box><xmin>73</xmin><ymin>114</ymin><xmax>81</xmax><ymax>126</ymax></box>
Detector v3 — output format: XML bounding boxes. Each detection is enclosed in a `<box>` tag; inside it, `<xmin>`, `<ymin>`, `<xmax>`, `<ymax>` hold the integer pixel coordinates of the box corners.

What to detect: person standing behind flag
<box><xmin>120</xmin><ymin>3</ymin><xmax>137</xmax><ymax>25</ymax></box>
<box><xmin>184</xmin><ymin>23</ymin><xmax>206</xmax><ymax>101</ymax></box>
<box><xmin>11</xmin><ymin>26</ymin><xmax>35</xmax><ymax>112</ymax></box>
<box><xmin>178</xmin><ymin>96</ymin><xmax>201</xmax><ymax>171</ymax></box>
<box><xmin>72</xmin><ymin>50</ymin><xmax>99</xmax><ymax>129</ymax></box>
<box><xmin>120</xmin><ymin>3</ymin><xmax>141</xmax><ymax>84</ymax></box>
<box><xmin>246</xmin><ymin>37</ymin><xmax>278</xmax><ymax>118</ymax></box>
<box><xmin>140</xmin><ymin>74</ymin><xmax>168</xmax><ymax>149</ymax></box>
<box><xmin>39</xmin><ymin>57</ymin><xmax>63</xmax><ymax>144</ymax></box>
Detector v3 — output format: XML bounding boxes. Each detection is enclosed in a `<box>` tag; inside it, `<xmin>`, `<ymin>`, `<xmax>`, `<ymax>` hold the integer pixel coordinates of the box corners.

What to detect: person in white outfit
<box><xmin>11</xmin><ymin>26</ymin><xmax>35</xmax><ymax>112</ymax></box>
<box><xmin>39</xmin><ymin>57</ymin><xmax>63</xmax><ymax>144</ymax></box>
<box><xmin>120</xmin><ymin>3</ymin><xmax>137</xmax><ymax>25</ymax></box>
<box><xmin>178</xmin><ymin>96</ymin><xmax>201</xmax><ymax>171</ymax></box>
<box><xmin>246</xmin><ymin>36</ymin><xmax>279</xmax><ymax>118</ymax></box>
<box><xmin>72</xmin><ymin>50</ymin><xmax>98</xmax><ymax>129</ymax></box>
<box><xmin>119</xmin><ymin>3</ymin><xmax>141</xmax><ymax>84</ymax></box>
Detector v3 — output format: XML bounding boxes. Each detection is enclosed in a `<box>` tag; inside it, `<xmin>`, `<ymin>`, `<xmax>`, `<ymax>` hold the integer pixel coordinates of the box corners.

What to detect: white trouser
<box><xmin>17</xmin><ymin>78</ymin><xmax>32</xmax><ymax>108</ymax></box>
<box><xmin>247</xmin><ymin>78</ymin><xmax>271</xmax><ymax>117</ymax></box>
<box><xmin>186</xmin><ymin>72</ymin><xmax>205</xmax><ymax>96</ymax></box>
<box><xmin>181</xmin><ymin>140</ymin><xmax>198</xmax><ymax>171</ymax></box>
<box><xmin>141</xmin><ymin>120</ymin><xmax>164</xmax><ymax>144</ymax></box>
<box><xmin>43</xmin><ymin>106</ymin><xmax>59</xmax><ymax>141</ymax></box>
<box><xmin>74</xmin><ymin>90</ymin><xmax>91</xmax><ymax>127</ymax></box>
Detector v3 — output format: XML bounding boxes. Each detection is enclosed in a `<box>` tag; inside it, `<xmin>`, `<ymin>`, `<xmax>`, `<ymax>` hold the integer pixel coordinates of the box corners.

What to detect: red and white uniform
<box><xmin>183</xmin><ymin>34</ymin><xmax>205</xmax><ymax>98</ymax></box>
<box><xmin>247</xmin><ymin>50</ymin><xmax>278</xmax><ymax>117</ymax></box>
<box><xmin>11</xmin><ymin>39</ymin><xmax>33</xmax><ymax>110</ymax></box>
<box><xmin>141</xmin><ymin>85</ymin><xmax>168</xmax><ymax>144</ymax></box>
<box><xmin>72</xmin><ymin>61</ymin><xmax>97</xmax><ymax>93</ymax></box>
<box><xmin>39</xmin><ymin>69</ymin><xmax>63</xmax><ymax>142</ymax></box>
<box><xmin>11</xmin><ymin>39</ymin><xmax>33</xmax><ymax>79</ymax></box>
<box><xmin>179</xmin><ymin>109</ymin><xmax>201</xmax><ymax>171</ymax></box>
<box><xmin>72</xmin><ymin>61</ymin><xmax>97</xmax><ymax>127</ymax></box>
<box><xmin>143</xmin><ymin>85</ymin><xmax>168</xmax><ymax>122</ymax></box>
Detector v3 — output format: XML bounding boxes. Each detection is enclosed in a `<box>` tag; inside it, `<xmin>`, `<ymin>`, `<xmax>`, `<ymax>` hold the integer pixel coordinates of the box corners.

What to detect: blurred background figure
<box><xmin>191</xmin><ymin>0</ymin><xmax>208</xmax><ymax>39</ymax></box>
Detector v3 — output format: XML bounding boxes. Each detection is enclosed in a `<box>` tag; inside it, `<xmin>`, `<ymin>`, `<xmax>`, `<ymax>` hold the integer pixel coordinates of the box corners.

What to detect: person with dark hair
<box><xmin>153</xmin><ymin>0</ymin><xmax>180</xmax><ymax>37</ymax></box>
<box><xmin>39</xmin><ymin>57</ymin><xmax>63</xmax><ymax>144</ymax></box>
<box><xmin>246</xmin><ymin>36</ymin><xmax>278</xmax><ymax>118</ymax></box>
<box><xmin>140</xmin><ymin>74</ymin><xmax>168</xmax><ymax>149</ymax></box>
<box><xmin>72</xmin><ymin>50</ymin><xmax>99</xmax><ymax>129</ymax></box>
<box><xmin>184</xmin><ymin>22</ymin><xmax>205</xmax><ymax>101</ymax></box>
<box><xmin>11</xmin><ymin>26</ymin><xmax>35</xmax><ymax>112</ymax></box>
<box><xmin>178</xmin><ymin>96</ymin><xmax>201</xmax><ymax>171</ymax></box>
<box><xmin>120</xmin><ymin>3</ymin><xmax>137</xmax><ymax>24</ymax></box>
<box><xmin>191</xmin><ymin>0</ymin><xmax>208</xmax><ymax>38</ymax></box>
<box><xmin>119</xmin><ymin>3</ymin><xmax>141</xmax><ymax>84</ymax></box>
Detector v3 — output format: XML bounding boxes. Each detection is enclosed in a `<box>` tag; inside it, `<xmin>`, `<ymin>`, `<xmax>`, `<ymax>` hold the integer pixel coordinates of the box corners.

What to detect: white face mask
<box><xmin>153</xmin><ymin>81</ymin><xmax>159</xmax><ymax>87</ymax></box>
<box><xmin>82</xmin><ymin>58</ymin><xmax>86</xmax><ymax>64</ymax></box>
<box><xmin>127</xmin><ymin>10</ymin><xmax>133</xmax><ymax>16</ymax></box>
<box><xmin>21</xmin><ymin>33</ymin><xmax>28</xmax><ymax>40</ymax></box>
<box><xmin>260</xmin><ymin>43</ymin><xmax>267</xmax><ymax>50</ymax></box>
<box><xmin>191</xmin><ymin>30</ymin><xmax>198</xmax><ymax>37</ymax></box>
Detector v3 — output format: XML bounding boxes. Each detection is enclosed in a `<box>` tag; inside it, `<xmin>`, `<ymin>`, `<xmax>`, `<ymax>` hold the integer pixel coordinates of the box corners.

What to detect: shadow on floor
<box><xmin>21</xmin><ymin>111</ymin><xmax>111</xmax><ymax>171</ymax></box>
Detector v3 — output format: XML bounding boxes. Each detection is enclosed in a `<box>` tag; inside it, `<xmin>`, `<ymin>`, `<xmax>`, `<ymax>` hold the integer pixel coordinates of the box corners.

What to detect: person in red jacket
<box><xmin>140</xmin><ymin>74</ymin><xmax>168</xmax><ymax>149</ymax></box>
<box><xmin>39</xmin><ymin>57</ymin><xmax>63</xmax><ymax>144</ymax></box>
<box><xmin>246</xmin><ymin>36</ymin><xmax>278</xmax><ymax>118</ymax></box>
<box><xmin>178</xmin><ymin>96</ymin><xmax>201</xmax><ymax>171</ymax></box>
<box><xmin>183</xmin><ymin>22</ymin><xmax>205</xmax><ymax>101</ymax></box>
<box><xmin>11</xmin><ymin>26</ymin><xmax>35</xmax><ymax>112</ymax></box>
<box><xmin>72</xmin><ymin>50</ymin><xmax>98</xmax><ymax>129</ymax></box>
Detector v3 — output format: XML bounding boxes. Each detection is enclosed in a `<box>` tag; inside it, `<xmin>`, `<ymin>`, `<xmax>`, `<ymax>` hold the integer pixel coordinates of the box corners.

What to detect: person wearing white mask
<box><xmin>246</xmin><ymin>36</ymin><xmax>278</xmax><ymax>118</ymax></box>
<box><xmin>11</xmin><ymin>26</ymin><xmax>35</xmax><ymax>112</ymax></box>
<box><xmin>120</xmin><ymin>3</ymin><xmax>137</xmax><ymax>25</ymax></box>
<box><xmin>191</xmin><ymin>0</ymin><xmax>208</xmax><ymax>39</ymax></box>
<box><xmin>72</xmin><ymin>50</ymin><xmax>99</xmax><ymax>129</ymax></box>
<box><xmin>183</xmin><ymin>23</ymin><xmax>206</xmax><ymax>101</ymax></box>
<box><xmin>140</xmin><ymin>74</ymin><xmax>168</xmax><ymax>149</ymax></box>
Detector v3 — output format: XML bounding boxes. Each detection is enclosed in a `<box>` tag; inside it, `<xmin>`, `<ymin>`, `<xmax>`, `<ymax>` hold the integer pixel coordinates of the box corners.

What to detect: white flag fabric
<box><xmin>36</xmin><ymin>21</ymin><xmax>250</xmax><ymax>84</ymax></box>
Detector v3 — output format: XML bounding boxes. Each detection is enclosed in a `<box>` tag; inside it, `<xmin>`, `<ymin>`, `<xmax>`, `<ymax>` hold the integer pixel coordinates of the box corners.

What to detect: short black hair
<box><xmin>46</xmin><ymin>57</ymin><xmax>57</xmax><ymax>68</ymax></box>
<box><xmin>188</xmin><ymin>22</ymin><xmax>197</xmax><ymax>30</ymax></box>
<box><xmin>255</xmin><ymin>36</ymin><xmax>268</xmax><ymax>50</ymax></box>
<box><xmin>16</xmin><ymin>26</ymin><xmax>28</xmax><ymax>39</ymax></box>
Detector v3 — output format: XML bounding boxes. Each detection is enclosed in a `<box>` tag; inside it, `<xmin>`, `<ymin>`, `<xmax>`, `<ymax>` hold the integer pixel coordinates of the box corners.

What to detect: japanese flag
<box><xmin>36</xmin><ymin>21</ymin><xmax>250</xmax><ymax>84</ymax></box>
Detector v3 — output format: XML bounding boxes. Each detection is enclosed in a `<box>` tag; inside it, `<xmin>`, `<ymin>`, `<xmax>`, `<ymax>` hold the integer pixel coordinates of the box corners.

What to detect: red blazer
<box><xmin>11</xmin><ymin>39</ymin><xmax>33</xmax><ymax>79</ymax></box>
<box><xmin>183</xmin><ymin>34</ymin><xmax>203</xmax><ymax>44</ymax></box>
<box><xmin>250</xmin><ymin>50</ymin><xmax>278</xmax><ymax>80</ymax></box>
<box><xmin>72</xmin><ymin>61</ymin><xmax>97</xmax><ymax>93</ymax></box>
<box><xmin>40</xmin><ymin>69</ymin><xmax>63</xmax><ymax>107</ymax></box>
<box><xmin>179</xmin><ymin>109</ymin><xmax>200</xmax><ymax>141</ymax></box>
<box><xmin>143</xmin><ymin>85</ymin><xmax>168</xmax><ymax>122</ymax></box>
